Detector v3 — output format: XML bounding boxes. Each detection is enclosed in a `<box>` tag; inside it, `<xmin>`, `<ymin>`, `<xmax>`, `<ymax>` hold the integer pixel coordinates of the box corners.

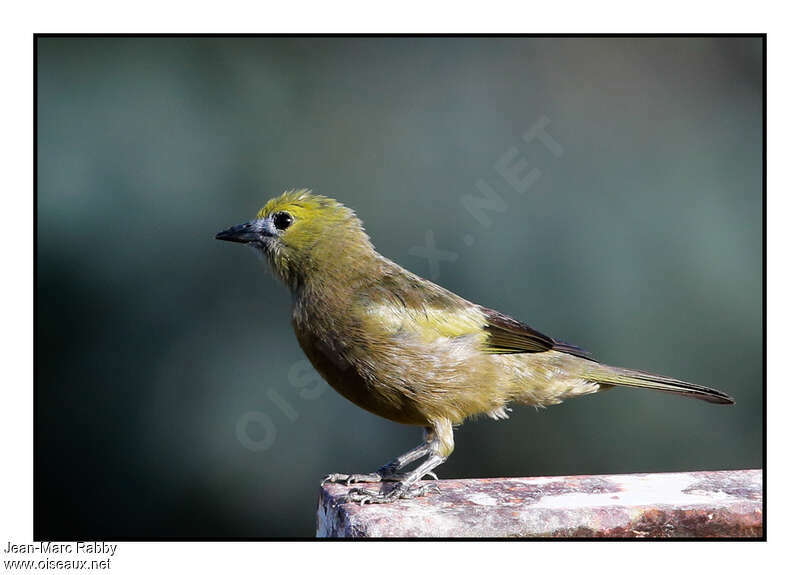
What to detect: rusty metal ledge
<box><xmin>317</xmin><ymin>469</ymin><xmax>762</xmax><ymax>538</ymax></box>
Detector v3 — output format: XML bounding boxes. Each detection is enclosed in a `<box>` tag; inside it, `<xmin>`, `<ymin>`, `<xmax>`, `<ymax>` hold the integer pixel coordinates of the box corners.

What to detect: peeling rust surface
<box><xmin>316</xmin><ymin>469</ymin><xmax>763</xmax><ymax>538</ymax></box>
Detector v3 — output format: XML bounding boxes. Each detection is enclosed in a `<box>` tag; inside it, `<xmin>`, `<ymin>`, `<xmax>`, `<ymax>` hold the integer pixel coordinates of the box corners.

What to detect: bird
<box><xmin>216</xmin><ymin>189</ymin><xmax>734</xmax><ymax>504</ymax></box>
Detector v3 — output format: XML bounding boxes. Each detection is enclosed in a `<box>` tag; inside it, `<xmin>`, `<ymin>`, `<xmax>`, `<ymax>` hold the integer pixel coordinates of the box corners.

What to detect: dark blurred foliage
<box><xmin>36</xmin><ymin>37</ymin><xmax>762</xmax><ymax>538</ymax></box>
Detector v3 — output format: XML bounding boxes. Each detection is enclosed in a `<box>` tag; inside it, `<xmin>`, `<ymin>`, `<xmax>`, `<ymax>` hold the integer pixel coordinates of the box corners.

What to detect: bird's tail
<box><xmin>582</xmin><ymin>364</ymin><xmax>735</xmax><ymax>405</ymax></box>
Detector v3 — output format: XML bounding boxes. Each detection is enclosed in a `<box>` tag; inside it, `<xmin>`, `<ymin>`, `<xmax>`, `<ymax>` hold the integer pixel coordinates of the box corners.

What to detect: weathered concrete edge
<box><xmin>316</xmin><ymin>469</ymin><xmax>763</xmax><ymax>538</ymax></box>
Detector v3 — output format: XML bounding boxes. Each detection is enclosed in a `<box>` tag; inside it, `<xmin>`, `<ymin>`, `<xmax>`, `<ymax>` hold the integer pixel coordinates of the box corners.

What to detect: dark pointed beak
<box><xmin>215</xmin><ymin>221</ymin><xmax>261</xmax><ymax>244</ymax></box>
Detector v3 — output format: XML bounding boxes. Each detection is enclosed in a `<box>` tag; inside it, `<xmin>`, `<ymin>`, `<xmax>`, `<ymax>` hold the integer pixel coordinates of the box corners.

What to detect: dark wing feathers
<box><xmin>480</xmin><ymin>306</ymin><xmax>596</xmax><ymax>361</ymax></box>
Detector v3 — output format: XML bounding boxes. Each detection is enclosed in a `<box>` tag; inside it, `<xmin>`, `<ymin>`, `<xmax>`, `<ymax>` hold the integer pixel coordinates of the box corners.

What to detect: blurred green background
<box><xmin>36</xmin><ymin>37</ymin><xmax>762</xmax><ymax>539</ymax></box>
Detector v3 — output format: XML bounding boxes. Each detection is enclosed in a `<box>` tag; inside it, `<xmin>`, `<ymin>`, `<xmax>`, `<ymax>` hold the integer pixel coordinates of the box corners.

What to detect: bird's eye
<box><xmin>273</xmin><ymin>212</ymin><xmax>293</xmax><ymax>231</ymax></box>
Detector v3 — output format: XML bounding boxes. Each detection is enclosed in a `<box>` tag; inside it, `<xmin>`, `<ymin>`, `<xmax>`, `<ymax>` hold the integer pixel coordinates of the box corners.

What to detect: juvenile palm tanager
<box><xmin>216</xmin><ymin>190</ymin><xmax>734</xmax><ymax>504</ymax></box>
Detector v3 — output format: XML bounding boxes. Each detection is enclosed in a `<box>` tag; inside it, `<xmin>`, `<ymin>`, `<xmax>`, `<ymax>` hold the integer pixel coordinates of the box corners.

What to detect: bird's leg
<box><xmin>377</xmin><ymin>426</ymin><xmax>442</xmax><ymax>481</ymax></box>
<box><xmin>322</xmin><ymin>427</ymin><xmax>434</xmax><ymax>486</ymax></box>
<box><xmin>346</xmin><ymin>420</ymin><xmax>453</xmax><ymax>504</ymax></box>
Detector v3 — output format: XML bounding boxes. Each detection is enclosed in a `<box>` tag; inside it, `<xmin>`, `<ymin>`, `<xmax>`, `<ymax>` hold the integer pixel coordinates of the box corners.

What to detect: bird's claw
<box><xmin>345</xmin><ymin>482</ymin><xmax>440</xmax><ymax>505</ymax></box>
<box><xmin>321</xmin><ymin>472</ymin><xmax>382</xmax><ymax>486</ymax></box>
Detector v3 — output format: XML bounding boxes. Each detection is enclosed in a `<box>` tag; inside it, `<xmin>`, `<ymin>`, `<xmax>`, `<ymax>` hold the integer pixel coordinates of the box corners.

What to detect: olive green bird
<box><xmin>216</xmin><ymin>190</ymin><xmax>734</xmax><ymax>504</ymax></box>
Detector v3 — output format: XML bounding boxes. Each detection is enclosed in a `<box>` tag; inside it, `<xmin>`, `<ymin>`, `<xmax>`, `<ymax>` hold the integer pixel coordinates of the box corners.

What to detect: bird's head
<box><xmin>216</xmin><ymin>190</ymin><xmax>373</xmax><ymax>290</ymax></box>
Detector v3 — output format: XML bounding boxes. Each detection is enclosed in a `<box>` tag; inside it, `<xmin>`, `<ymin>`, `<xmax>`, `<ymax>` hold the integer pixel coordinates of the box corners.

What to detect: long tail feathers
<box><xmin>583</xmin><ymin>365</ymin><xmax>735</xmax><ymax>405</ymax></box>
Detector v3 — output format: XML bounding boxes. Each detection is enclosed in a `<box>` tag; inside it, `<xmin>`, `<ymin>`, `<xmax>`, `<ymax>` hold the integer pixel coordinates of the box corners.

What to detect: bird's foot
<box><xmin>345</xmin><ymin>482</ymin><xmax>440</xmax><ymax>505</ymax></box>
<box><xmin>321</xmin><ymin>469</ymin><xmax>437</xmax><ymax>486</ymax></box>
<box><xmin>321</xmin><ymin>472</ymin><xmax>382</xmax><ymax>486</ymax></box>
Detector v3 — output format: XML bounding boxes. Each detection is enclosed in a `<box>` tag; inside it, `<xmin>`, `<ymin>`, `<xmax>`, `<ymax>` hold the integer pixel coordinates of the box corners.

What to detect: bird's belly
<box><xmin>294</xmin><ymin>331</ymin><xmax>430</xmax><ymax>426</ymax></box>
